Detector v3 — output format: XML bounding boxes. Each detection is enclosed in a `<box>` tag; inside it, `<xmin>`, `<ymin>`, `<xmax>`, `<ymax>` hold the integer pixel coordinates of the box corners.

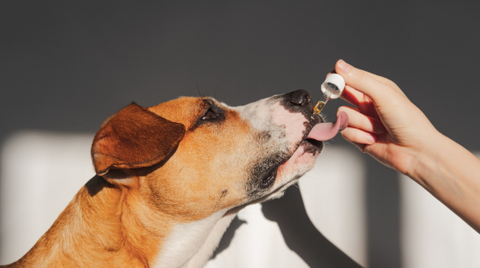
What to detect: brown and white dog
<box><xmin>4</xmin><ymin>89</ymin><xmax>348</xmax><ymax>268</ymax></box>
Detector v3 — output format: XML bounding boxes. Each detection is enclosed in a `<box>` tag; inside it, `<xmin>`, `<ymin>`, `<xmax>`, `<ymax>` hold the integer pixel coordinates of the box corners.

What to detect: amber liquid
<box><xmin>313</xmin><ymin>101</ymin><xmax>326</xmax><ymax>114</ymax></box>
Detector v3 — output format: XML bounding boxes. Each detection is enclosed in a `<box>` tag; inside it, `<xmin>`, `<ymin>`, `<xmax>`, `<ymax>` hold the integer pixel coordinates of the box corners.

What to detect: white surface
<box><xmin>0</xmin><ymin>131</ymin><xmax>95</xmax><ymax>264</ymax></box>
<box><xmin>299</xmin><ymin>146</ymin><xmax>367</xmax><ymax>267</ymax></box>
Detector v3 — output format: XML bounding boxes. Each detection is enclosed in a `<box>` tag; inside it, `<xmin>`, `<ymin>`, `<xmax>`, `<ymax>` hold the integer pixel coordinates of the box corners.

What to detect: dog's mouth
<box><xmin>304</xmin><ymin>138</ymin><xmax>323</xmax><ymax>151</ymax></box>
<box><xmin>263</xmin><ymin>111</ymin><xmax>350</xmax><ymax>188</ymax></box>
<box><xmin>256</xmin><ymin>112</ymin><xmax>349</xmax><ymax>195</ymax></box>
<box><xmin>299</xmin><ymin>111</ymin><xmax>349</xmax><ymax>153</ymax></box>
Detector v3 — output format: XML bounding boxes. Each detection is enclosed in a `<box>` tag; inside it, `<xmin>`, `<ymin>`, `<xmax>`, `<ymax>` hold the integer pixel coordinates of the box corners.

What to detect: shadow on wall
<box><xmin>263</xmin><ymin>186</ymin><xmax>363</xmax><ymax>268</ymax></box>
<box><xmin>213</xmin><ymin>187</ymin><xmax>363</xmax><ymax>268</ymax></box>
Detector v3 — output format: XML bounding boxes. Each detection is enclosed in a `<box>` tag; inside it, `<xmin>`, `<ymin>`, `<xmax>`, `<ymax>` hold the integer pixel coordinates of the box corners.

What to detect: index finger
<box><xmin>335</xmin><ymin>60</ymin><xmax>405</xmax><ymax>103</ymax></box>
<box><xmin>341</xmin><ymin>84</ymin><xmax>379</xmax><ymax>119</ymax></box>
<box><xmin>360</xmin><ymin>69</ymin><xmax>406</xmax><ymax>97</ymax></box>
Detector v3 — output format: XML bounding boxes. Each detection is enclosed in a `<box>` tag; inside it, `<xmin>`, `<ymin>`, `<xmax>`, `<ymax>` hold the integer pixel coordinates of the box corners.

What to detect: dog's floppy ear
<box><xmin>91</xmin><ymin>102</ymin><xmax>185</xmax><ymax>176</ymax></box>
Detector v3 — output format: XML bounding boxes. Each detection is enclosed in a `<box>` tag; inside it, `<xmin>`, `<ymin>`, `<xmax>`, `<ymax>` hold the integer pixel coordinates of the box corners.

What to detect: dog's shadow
<box><xmin>213</xmin><ymin>186</ymin><xmax>363</xmax><ymax>268</ymax></box>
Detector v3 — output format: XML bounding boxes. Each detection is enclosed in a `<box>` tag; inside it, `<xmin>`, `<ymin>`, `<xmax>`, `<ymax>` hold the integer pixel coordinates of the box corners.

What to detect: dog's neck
<box><xmin>10</xmin><ymin>176</ymin><xmax>234</xmax><ymax>268</ymax></box>
<box><xmin>13</xmin><ymin>176</ymin><xmax>163</xmax><ymax>267</ymax></box>
<box><xmin>152</xmin><ymin>209</ymin><xmax>235</xmax><ymax>268</ymax></box>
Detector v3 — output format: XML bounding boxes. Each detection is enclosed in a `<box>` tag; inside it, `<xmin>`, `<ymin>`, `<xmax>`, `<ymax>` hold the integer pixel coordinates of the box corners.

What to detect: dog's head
<box><xmin>91</xmin><ymin>90</ymin><xmax>347</xmax><ymax>221</ymax></box>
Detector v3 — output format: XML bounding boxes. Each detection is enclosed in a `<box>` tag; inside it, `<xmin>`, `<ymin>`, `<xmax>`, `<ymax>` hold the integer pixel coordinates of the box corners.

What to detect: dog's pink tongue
<box><xmin>307</xmin><ymin>112</ymin><xmax>349</xmax><ymax>141</ymax></box>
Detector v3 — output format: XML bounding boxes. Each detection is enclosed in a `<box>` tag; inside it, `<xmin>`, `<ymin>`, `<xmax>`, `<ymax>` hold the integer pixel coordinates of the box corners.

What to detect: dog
<box><xmin>3</xmin><ymin>89</ymin><xmax>348</xmax><ymax>268</ymax></box>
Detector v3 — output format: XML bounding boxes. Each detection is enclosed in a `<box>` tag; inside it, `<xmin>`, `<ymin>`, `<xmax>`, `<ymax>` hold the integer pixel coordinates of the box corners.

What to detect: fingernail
<box><xmin>337</xmin><ymin>59</ymin><xmax>351</xmax><ymax>74</ymax></box>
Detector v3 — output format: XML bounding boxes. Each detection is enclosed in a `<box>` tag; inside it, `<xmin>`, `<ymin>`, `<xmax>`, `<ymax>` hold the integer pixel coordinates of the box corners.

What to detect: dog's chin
<box><xmin>280</xmin><ymin>140</ymin><xmax>321</xmax><ymax>176</ymax></box>
<box><xmin>257</xmin><ymin>140</ymin><xmax>322</xmax><ymax>201</ymax></box>
<box><xmin>225</xmin><ymin>141</ymin><xmax>322</xmax><ymax>216</ymax></box>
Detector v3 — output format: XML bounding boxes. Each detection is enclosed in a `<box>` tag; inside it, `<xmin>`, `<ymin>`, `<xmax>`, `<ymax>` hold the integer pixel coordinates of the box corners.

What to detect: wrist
<box><xmin>406</xmin><ymin>130</ymin><xmax>446</xmax><ymax>187</ymax></box>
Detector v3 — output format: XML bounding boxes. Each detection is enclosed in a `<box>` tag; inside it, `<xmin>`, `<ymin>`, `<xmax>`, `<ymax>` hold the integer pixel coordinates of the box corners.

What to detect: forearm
<box><xmin>410</xmin><ymin>133</ymin><xmax>480</xmax><ymax>233</ymax></box>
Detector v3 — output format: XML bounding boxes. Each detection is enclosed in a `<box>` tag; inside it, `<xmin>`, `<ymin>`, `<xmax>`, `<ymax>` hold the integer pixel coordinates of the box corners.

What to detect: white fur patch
<box><xmin>152</xmin><ymin>210</ymin><xmax>231</xmax><ymax>268</ymax></box>
<box><xmin>231</xmin><ymin>97</ymin><xmax>307</xmax><ymax>153</ymax></box>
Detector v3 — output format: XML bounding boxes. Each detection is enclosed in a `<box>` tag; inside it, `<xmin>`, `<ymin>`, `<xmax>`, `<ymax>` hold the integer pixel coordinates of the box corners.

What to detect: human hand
<box><xmin>335</xmin><ymin>60</ymin><xmax>441</xmax><ymax>176</ymax></box>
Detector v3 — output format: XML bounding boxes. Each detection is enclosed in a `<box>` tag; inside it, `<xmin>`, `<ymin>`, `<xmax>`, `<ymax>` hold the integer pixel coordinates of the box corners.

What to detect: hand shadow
<box><xmin>261</xmin><ymin>185</ymin><xmax>363</xmax><ymax>268</ymax></box>
<box><xmin>212</xmin><ymin>185</ymin><xmax>363</xmax><ymax>268</ymax></box>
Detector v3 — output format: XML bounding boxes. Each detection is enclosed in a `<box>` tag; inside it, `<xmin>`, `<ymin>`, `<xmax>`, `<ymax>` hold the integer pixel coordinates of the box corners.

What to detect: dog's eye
<box><xmin>202</xmin><ymin>108</ymin><xmax>218</xmax><ymax>121</ymax></box>
<box><xmin>195</xmin><ymin>104</ymin><xmax>225</xmax><ymax>128</ymax></box>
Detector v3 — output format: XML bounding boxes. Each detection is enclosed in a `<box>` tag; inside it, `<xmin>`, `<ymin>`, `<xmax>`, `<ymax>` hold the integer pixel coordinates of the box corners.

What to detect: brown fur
<box><xmin>5</xmin><ymin>97</ymin><xmax>266</xmax><ymax>267</ymax></box>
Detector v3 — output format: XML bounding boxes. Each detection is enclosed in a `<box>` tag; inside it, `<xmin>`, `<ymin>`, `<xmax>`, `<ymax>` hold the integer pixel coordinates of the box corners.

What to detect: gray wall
<box><xmin>2</xmin><ymin>1</ymin><xmax>480</xmax><ymax>267</ymax></box>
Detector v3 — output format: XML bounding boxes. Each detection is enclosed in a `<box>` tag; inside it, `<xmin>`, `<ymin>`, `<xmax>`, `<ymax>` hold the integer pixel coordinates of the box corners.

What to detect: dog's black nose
<box><xmin>288</xmin><ymin>89</ymin><xmax>311</xmax><ymax>106</ymax></box>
